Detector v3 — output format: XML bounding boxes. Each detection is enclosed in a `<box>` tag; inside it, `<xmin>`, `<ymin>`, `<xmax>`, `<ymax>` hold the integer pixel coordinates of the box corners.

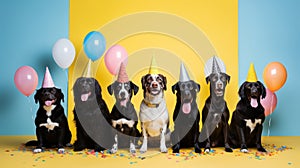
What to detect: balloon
<box><xmin>14</xmin><ymin>66</ymin><xmax>38</xmax><ymax>97</ymax></box>
<box><xmin>263</xmin><ymin>62</ymin><xmax>287</xmax><ymax>92</ymax></box>
<box><xmin>104</xmin><ymin>45</ymin><xmax>128</xmax><ymax>75</ymax></box>
<box><xmin>52</xmin><ymin>38</ymin><xmax>76</xmax><ymax>69</ymax></box>
<box><xmin>83</xmin><ymin>31</ymin><xmax>106</xmax><ymax>61</ymax></box>
<box><xmin>261</xmin><ymin>88</ymin><xmax>277</xmax><ymax>116</ymax></box>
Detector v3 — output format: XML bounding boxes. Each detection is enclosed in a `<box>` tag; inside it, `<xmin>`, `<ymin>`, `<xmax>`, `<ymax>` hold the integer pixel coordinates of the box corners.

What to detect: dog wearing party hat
<box><xmin>73</xmin><ymin>60</ymin><xmax>113</xmax><ymax>152</ymax></box>
<box><xmin>25</xmin><ymin>67</ymin><xmax>72</xmax><ymax>153</ymax></box>
<box><xmin>171</xmin><ymin>62</ymin><xmax>201</xmax><ymax>153</ymax></box>
<box><xmin>200</xmin><ymin>56</ymin><xmax>233</xmax><ymax>153</ymax></box>
<box><xmin>229</xmin><ymin>63</ymin><xmax>267</xmax><ymax>153</ymax></box>
<box><xmin>107</xmin><ymin>62</ymin><xmax>141</xmax><ymax>154</ymax></box>
<box><xmin>139</xmin><ymin>57</ymin><xmax>170</xmax><ymax>153</ymax></box>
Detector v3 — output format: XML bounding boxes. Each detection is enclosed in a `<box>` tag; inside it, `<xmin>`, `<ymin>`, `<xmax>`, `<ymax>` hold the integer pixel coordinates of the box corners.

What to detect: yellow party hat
<box><xmin>148</xmin><ymin>56</ymin><xmax>159</xmax><ymax>74</ymax></box>
<box><xmin>82</xmin><ymin>59</ymin><xmax>93</xmax><ymax>77</ymax></box>
<box><xmin>246</xmin><ymin>63</ymin><xmax>258</xmax><ymax>82</ymax></box>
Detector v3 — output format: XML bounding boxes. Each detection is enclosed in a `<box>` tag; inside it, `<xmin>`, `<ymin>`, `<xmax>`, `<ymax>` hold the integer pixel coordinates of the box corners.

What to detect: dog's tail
<box><xmin>25</xmin><ymin>140</ymin><xmax>38</xmax><ymax>146</ymax></box>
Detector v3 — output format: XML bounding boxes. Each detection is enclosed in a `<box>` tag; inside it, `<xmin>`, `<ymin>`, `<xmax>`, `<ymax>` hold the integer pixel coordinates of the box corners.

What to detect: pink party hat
<box><xmin>42</xmin><ymin>67</ymin><xmax>55</xmax><ymax>88</ymax></box>
<box><xmin>117</xmin><ymin>62</ymin><xmax>129</xmax><ymax>83</ymax></box>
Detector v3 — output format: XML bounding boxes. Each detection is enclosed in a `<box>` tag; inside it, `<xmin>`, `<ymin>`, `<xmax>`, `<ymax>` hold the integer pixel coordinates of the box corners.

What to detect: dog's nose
<box><xmin>217</xmin><ymin>83</ymin><xmax>223</xmax><ymax>88</ymax></box>
<box><xmin>184</xmin><ymin>90</ymin><xmax>191</xmax><ymax>97</ymax></box>
<box><xmin>152</xmin><ymin>83</ymin><xmax>158</xmax><ymax>88</ymax></box>
<box><xmin>120</xmin><ymin>92</ymin><xmax>125</xmax><ymax>98</ymax></box>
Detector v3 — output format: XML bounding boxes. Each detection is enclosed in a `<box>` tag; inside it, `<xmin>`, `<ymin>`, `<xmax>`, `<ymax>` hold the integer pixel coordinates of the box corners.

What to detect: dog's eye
<box><xmin>212</xmin><ymin>76</ymin><xmax>217</xmax><ymax>82</ymax></box>
<box><xmin>187</xmin><ymin>83</ymin><xmax>193</xmax><ymax>90</ymax></box>
<box><xmin>221</xmin><ymin>76</ymin><xmax>226</xmax><ymax>82</ymax></box>
<box><xmin>156</xmin><ymin>77</ymin><xmax>162</xmax><ymax>83</ymax></box>
<box><xmin>180</xmin><ymin>84</ymin><xmax>185</xmax><ymax>90</ymax></box>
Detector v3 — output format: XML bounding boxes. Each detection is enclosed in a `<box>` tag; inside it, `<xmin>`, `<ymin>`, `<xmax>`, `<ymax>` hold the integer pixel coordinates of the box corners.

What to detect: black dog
<box><xmin>73</xmin><ymin>77</ymin><xmax>113</xmax><ymax>152</ymax></box>
<box><xmin>107</xmin><ymin>81</ymin><xmax>141</xmax><ymax>153</ymax></box>
<box><xmin>26</xmin><ymin>87</ymin><xmax>72</xmax><ymax>153</ymax></box>
<box><xmin>171</xmin><ymin>80</ymin><xmax>201</xmax><ymax>153</ymax></box>
<box><xmin>201</xmin><ymin>72</ymin><xmax>232</xmax><ymax>153</ymax></box>
<box><xmin>229</xmin><ymin>81</ymin><xmax>267</xmax><ymax>153</ymax></box>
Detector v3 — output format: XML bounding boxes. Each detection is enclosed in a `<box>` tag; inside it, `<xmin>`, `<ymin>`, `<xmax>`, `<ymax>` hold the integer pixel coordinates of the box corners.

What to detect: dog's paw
<box><xmin>33</xmin><ymin>148</ymin><xmax>43</xmax><ymax>153</ymax></box>
<box><xmin>65</xmin><ymin>143</ymin><xmax>73</xmax><ymax>148</ymax></box>
<box><xmin>58</xmin><ymin>148</ymin><xmax>65</xmax><ymax>154</ymax></box>
<box><xmin>160</xmin><ymin>145</ymin><xmax>168</xmax><ymax>153</ymax></box>
<box><xmin>140</xmin><ymin>144</ymin><xmax>147</xmax><ymax>153</ymax></box>
<box><xmin>240</xmin><ymin>148</ymin><xmax>248</xmax><ymax>153</ymax></box>
<box><xmin>110</xmin><ymin>144</ymin><xmax>118</xmax><ymax>154</ymax></box>
<box><xmin>225</xmin><ymin>147</ymin><xmax>233</xmax><ymax>153</ymax></box>
<box><xmin>73</xmin><ymin>145</ymin><xmax>84</xmax><ymax>152</ymax></box>
<box><xmin>204</xmin><ymin>147</ymin><xmax>211</xmax><ymax>153</ymax></box>
<box><xmin>257</xmin><ymin>147</ymin><xmax>267</xmax><ymax>153</ymax></box>
<box><xmin>129</xmin><ymin>143</ymin><xmax>136</xmax><ymax>154</ymax></box>
<box><xmin>172</xmin><ymin>144</ymin><xmax>180</xmax><ymax>153</ymax></box>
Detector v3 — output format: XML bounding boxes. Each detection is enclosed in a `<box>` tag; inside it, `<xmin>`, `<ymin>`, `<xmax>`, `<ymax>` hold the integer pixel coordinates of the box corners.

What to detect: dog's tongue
<box><xmin>45</xmin><ymin>100</ymin><xmax>54</xmax><ymax>106</ymax></box>
<box><xmin>81</xmin><ymin>93</ymin><xmax>90</xmax><ymax>102</ymax></box>
<box><xmin>251</xmin><ymin>98</ymin><xmax>258</xmax><ymax>108</ymax></box>
<box><xmin>182</xmin><ymin>103</ymin><xmax>191</xmax><ymax>114</ymax></box>
<box><xmin>120</xmin><ymin>100</ymin><xmax>127</xmax><ymax>107</ymax></box>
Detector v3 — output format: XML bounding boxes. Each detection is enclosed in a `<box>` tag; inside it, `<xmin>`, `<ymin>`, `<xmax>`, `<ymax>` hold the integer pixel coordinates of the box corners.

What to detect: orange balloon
<box><xmin>263</xmin><ymin>62</ymin><xmax>287</xmax><ymax>92</ymax></box>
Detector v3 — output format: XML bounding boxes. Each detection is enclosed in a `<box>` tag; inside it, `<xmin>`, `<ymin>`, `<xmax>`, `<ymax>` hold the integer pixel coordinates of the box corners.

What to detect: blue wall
<box><xmin>0</xmin><ymin>0</ymin><xmax>69</xmax><ymax>135</ymax></box>
<box><xmin>0</xmin><ymin>0</ymin><xmax>299</xmax><ymax>136</ymax></box>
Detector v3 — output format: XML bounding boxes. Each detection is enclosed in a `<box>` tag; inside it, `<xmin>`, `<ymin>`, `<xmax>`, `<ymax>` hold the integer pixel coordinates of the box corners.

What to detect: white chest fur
<box><xmin>43</xmin><ymin>105</ymin><xmax>56</xmax><ymax>117</ymax></box>
<box><xmin>40</xmin><ymin>105</ymin><xmax>59</xmax><ymax>131</ymax></box>
<box><xmin>244</xmin><ymin>119</ymin><xmax>262</xmax><ymax>133</ymax></box>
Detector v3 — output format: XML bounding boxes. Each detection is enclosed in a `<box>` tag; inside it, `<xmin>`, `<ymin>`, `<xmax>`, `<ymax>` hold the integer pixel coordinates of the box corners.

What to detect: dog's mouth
<box><xmin>119</xmin><ymin>97</ymin><xmax>129</xmax><ymax>107</ymax></box>
<box><xmin>214</xmin><ymin>89</ymin><xmax>224</xmax><ymax>97</ymax></box>
<box><xmin>81</xmin><ymin>92</ymin><xmax>91</xmax><ymax>102</ymax></box>
<box><xmin>182</xmin><ymin>98</ymin><xmax>193</xmax><ymax>114</ymax></box>
<box><xmin>44</xmin><ymin>99</ymin><xmax>56</xmax><ymax>107</ymax></box>
<box><xmin>149</xmin><ymin>88</ymin><xmax>161</xmax><ymax>95</ymax></box>
<box><xmin>250</xmin><ymin>96</ymin><xmax>258</xmax><ymax>108</ymax></box>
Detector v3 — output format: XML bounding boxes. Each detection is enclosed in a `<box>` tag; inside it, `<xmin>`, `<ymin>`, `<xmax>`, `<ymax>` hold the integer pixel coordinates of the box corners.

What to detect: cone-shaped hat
<box><xmin>179</xmin><ymin>62</ymin><xmax>190</xmax><ymax>82</ymax></box>
<box><xmin>246</xmin><ymin>63</ymin><xmax>258</xmax><ymax>82</ymax></box>
<box><xmin>212</xmin><ymin>56</ymin><xmax>222</xmax><ymax>74</ymax></box>
<box><xmin>42</xmin><ymin>67</ymin><xmax>55</xmax><ymax>88</ymax></box>
<box><xmin>117</xmin><ymin>62</ymin><xmax>129</xmax><ymax>83</ymax></box>
<box><xmin>148</xmin><ymin>56</ymin><xmax>159</xmax><ymax>74</ymax></box>
<box><xmin>82</xmin><ymin>59</ymin><xmax>93</xmax><ymax>77</ymax></box>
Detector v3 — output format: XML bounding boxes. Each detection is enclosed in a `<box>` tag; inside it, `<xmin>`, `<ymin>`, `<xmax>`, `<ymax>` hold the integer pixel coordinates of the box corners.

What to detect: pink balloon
<box><xmin>261</xmin><ymin>88</ymin><xmax>277</xmax><ymax>116</ymax></box>
<box><xmin>14</xmin><ymin>66</ymin><xmax>38</xmax><ymax>97</ymax></box>
<box><xmin>104</xmin><ymin>45</ymin><xmax>128</xmax><ymax>75</ymax></box>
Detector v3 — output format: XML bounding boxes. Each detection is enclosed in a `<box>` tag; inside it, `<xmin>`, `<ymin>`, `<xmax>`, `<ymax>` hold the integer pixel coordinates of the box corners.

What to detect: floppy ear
<box><xmin>205</xmin><ymin>76</ymin><xmax>210</xmax><ymax>84</ymax></box>
<box><xmin>194</xmin><ymin>82</ymin><xmax>201</xmax><ymax>93</ymax></box>
<box><xmin>56</xmin><ymin>88</ymin><xmax>64</xmax><ymax>103</ymax></box>
<box><xmin>238</xmin><ymin>82</ymin><xmax>247</xmax><ymax>99</ymax></box>
<box><xmin>171</xmin><ymin>82</ymin><xmax>178</xmax><ymax>94</ymax></box>
<box><xmin>130</xmin><ymin>81</ymin><xmax>139</xmax><ymax>95</ymax></box>
<box><xmin>226</xmin><ymin>74</ymin><xmax>231</xmax><ymax>84</ymax></box>
<box><xmin>161</xmin><ymin>74</ymin><xmax>167</xmax><ymax>91</ymax></box>
<box><xmin>141</xmin><ymin>75</ymin><xmax>146</xmax><ymax>91</ymax></box>
<box><xmin>94</xmin><ymin>79</ymin><xmax>102</xmax><ymax>94</ymax></box>
<box><xmin>34</xmin><ymin>89</ymin><xmax>41</xmax><ymax>104</ymax></box>
<box><xmin>107</xmin><ymin>83</ymin><xmax>114</xmax><ymax>95</ymax></box>
<box><xmin>258</xmin><ymin>81</ymin><xmax>266</xmax><ymax>99</ymax></box>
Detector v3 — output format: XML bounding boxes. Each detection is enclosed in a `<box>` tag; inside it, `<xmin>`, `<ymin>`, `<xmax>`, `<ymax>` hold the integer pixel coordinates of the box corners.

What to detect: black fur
<box><xmin>73</xmin><ymin>77</ymin><xmax>113</xmax><ymax>152</ymax></box>
<box><xmin>201</xmin><ymin>72</ymin><xmax>232</xmax><ymax>152</ymax></box>
<box><xmin>229</xmin><ymin>81</ymin><xmax>267</xmax><ymax>152</ymax></box>
<box><xmin>171</xmin><ymin>80</ymin><xmax>201</xmax><ymax>153</ymax></box>
<box><xmin>26</xmin><ymin>87</ymin><xmax>71</xmax><ymax>152</ymax></box>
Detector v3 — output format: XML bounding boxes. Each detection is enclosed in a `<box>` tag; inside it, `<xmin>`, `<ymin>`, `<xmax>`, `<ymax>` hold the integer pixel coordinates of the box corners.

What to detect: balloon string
<box><xmin>64</xmin><ymin>69</ymin><xmax>69</xmax><ymax>115</ymax></box>
<box><xmin>27</xmin><ymin>96</ymin><xmax>35</xmax><ymax>134</ymax></box>
<box><xmin>267</xmin><ymin>94</ymin><xmax>274</xmax><ymax>136</ymax></box>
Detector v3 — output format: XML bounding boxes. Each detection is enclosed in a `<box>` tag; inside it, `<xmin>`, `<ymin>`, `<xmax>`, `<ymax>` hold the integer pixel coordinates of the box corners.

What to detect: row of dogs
<box><xmin>26</xmin><ymin>72</ymin><xmax>267</xmax><ymax>154</ymax></box>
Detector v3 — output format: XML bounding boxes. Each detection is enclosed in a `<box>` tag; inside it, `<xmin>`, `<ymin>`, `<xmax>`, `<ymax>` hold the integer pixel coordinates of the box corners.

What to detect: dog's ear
<box><xmin>258</xmin><ymin>81</ymin><xmax>267</xmax><ymax>99</ymax></box>
<box><xmin>56</xmin><ymin>88</ymin><xmax>64</xmax><ymax>103</ymax></box>
<box><xmin>238</xmin><ymin>82</ymin><xmax>247</xmax><ymax>99</ymax></box>
<box><xmin>160</xmin><ymin>74</ymin><xmax>167</xmax><ymax>91</ymax></box>
<box><xmin>205</xmin><ymin>76</ymin><xmax>210</xmax><ymax>84</ymax></box>
<box><xmin>94</xmin><ymin>78</ymin><xmax>102</xmax><ymax>94</ymax></box>
<box><xmin>171</xmin><ymin>82</ymin><xmax>178</xmax><ymax>94</ymax></box>
<box><xmin>141</xmin><ymin>75</ymin><xmax>146</xmax><ymax>91</ymax></box>
<box><xmin>34</xmin><ymin>88</ymin><xmax>41</xmax><ymax>104</ymax></box>
<box><xmin>226</xmin><ymin>74</ymin><xmax>231</xmax><ymax>84</ymax></box>
<box><xmin>194</xmin><ymin>82</ymin><xmax>201</xmax><ymax>93</ymax></box>
<box><xmin>130</xmin><ymin>81</ymin><xmax>139</xmax><ymax>95</ymax></box>
<box><xmin>107</xmin><ymin>82</ymin><xmax>114</xmax><ymax>95</ymax></box>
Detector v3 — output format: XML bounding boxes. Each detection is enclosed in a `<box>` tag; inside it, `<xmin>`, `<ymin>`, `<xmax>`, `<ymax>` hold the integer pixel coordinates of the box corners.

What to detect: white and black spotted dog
<box><xmin>107</xmin><ymin>81</ymin><xmax>141</xmax><ymax>153</ymax></box>
<box><xmin>139</xmin><ymin>74</ymin><xmax>170</xmax><ymax>153</ymax></box>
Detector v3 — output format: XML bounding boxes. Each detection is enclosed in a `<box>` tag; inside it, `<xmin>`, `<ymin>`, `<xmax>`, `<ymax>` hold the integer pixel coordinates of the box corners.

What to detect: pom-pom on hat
<box><xmin>246</xmin><ymin>63</ymin><xmax>258</xmax><ymax>82</ymax></box>
<box><xmin>148</xmin><ymin>56</ymin><xmax>159</xmax><ymax>74</ymax></box>
<box><xmin>117</xmin><ymin>62</ymin><xmax>129</xmax><ymax>83</ymax></box>
<box><xmin>42</xmin><ymin>67</ymin><xmax>55</xmax><ymax>88</ymax></box>
<box><xmin>82</xmin><ymin>59</ymin><xmax>93</xmax><ymax>77</ymax></box>
<box><xmin>179</xmin><ymin>62</ymin><xmax>191</xmax><ymax>82</ymax></box>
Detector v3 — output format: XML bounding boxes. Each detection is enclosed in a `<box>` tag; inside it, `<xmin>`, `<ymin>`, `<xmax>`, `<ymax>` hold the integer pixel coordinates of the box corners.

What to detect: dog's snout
<box><xmin>152</xmin><ymin>82</ymin><xmax>158</xmax><ymax>88</ymax></box>
<box><xmin>217</xmin><ymin>83</ymin><xmax>223</xmax><ymax>88</ymax></box>
<box><xmin>120</xmin><ymin>92</ymin><xmax>126</xmax><ymax>98</ymax></box>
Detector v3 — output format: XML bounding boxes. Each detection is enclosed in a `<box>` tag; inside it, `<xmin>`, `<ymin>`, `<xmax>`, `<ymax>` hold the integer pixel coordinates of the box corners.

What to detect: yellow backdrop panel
<box><xmin>69</xmin><ymin>0</ymin><xmax>238</xmax><ymax>143</ymax></box>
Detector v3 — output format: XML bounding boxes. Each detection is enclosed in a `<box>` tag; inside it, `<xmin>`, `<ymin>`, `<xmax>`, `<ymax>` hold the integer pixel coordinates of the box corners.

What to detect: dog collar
<box><xmin>143</xmin><ymin>100</ymin><xmax>159</xmax><ymax>108</ymax></box>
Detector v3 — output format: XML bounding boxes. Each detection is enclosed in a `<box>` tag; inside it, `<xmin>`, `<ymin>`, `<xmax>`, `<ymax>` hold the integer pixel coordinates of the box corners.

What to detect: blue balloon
<box><xmin>83</xmin><ymin>31</ymin><xmax>106</xmax><ymax>61</ymax></box>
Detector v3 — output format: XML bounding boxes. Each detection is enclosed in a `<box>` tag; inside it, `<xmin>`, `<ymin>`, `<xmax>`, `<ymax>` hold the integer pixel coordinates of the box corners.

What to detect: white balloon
<box><xmin>52</xmin><ymin>38</ymin><xmax>76</xmax><ymax>69</ymax></box>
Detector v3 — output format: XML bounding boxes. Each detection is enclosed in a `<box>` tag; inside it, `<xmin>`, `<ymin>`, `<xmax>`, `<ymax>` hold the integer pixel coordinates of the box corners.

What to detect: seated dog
<box><xmin>107</xmin><ymin>79</ymin><xmax>141</xmax><ymax>153</ymax></box>
<box><xmin>201</xmin><ymin>72</ymin><xmax>232</xmax><ymax>153</ymax></box>
<box><xmin>26</xmin><ymin>87</ymin><xmax>72</xmax><ymax>153</ymax></box>
<box><xmin>73</xmin><ymin>77</ymin><xmax>113</xmax><ymax>152</ymax></box>
<box><xmin>229</xmin><ymin>81</ymin><xmax>267</xmax><ymax>153</ymax></box>
<box><xmin>171</xmin><ymin>80</ymin><xmax>201</xmax><ymax>153</ymax></box>
<box><xmin>139</xmin><ymin>73</ymin><xmax>169</xmax><ymax>153</ymax></box>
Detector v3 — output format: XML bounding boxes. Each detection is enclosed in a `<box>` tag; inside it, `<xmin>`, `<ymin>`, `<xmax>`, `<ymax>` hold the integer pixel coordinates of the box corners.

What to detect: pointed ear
<box><xmin>258</xmin><ymin>81</ymin><xmax>266</xmax><ymax>99</ymax></box>
<box><xmin>238</xmin><ymin>82</ymin><xmax>247</xmax><ymax>99</ymax></box>
<box><xmin>107</xmin><ymin>83</ymin><xmax>114</xmax><ymax>95</ymax></box>
<box><xmin>130</xmin><ymin>81</ymin><xmax>139</xmax><ymax>95</ymax></box>
<box><xmin>171</xmin><ymin>82</ymin><xmax>178</xmax><ymax>94</ymax></box>
<box><xmin>34</xmin><ymin>89</ymin><xmax>41</xmax><ymax>104</ymax></box>
<box><xmin>194</xmin><ymin>82</ymin><xmax>200</xmax><ymax>93</ymax></box>
<box><xmin>226</xmin><ymin>74</ymin><xmax>231</xmax><ymax>84</ymax></box>
<box><xmin>206</xmin><ymin>76</ymin><xmax>210</xmax><ymax>84</ymax></box>
<box><xmin>57</xmin><ymin>88</ymin><xmax>64</xmax><ymax>103</ymax></box>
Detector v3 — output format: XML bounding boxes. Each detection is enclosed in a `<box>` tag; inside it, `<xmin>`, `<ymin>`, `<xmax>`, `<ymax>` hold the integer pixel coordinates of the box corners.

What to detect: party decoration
<box><xmin>104</xmin><ymin>45</ymin><xmax>128</xmax><ymax>75</ymax></box>
<box><xmin>52</xmin><ymin>38</ymin><xmax>76</xmax><ymax>69</ymax></box>
<box><xmin>14</xmin><ymin>66</ymin><xmax>38</xmax><ymax>96</ymax></box>
<box><xmin>246</xmin><ymin>63</ymin><xmax>258</xmax><ymax>82</ymax></box>
<box><xmin>261</xmin><ymin>88</ymin><xmax>277</xmax><ymax>116</ymax></box>
<box><xmin>117</xmin><ymin>62</ymin><xmax>129</xmax><ymax>83</ymax></box>
<box><xmin>263</xmin><ymin>62</ymin><xmax>287</xmax><ymax>92</ymax></box>
<box><xmin>179</xmin><ymin>62</ymin><xmax>190</xmax><ymax>82</ymax></box>
<box><xmin>82</xmin><ymin>59</ymin><xmax>93</xmax><ymax>77</ymax></box>
<box><xmin>148</xmin><ymin>56</ymin><xmax>159</xmax><ymax>74</ymax></box>
<box><xmin>83</xmin><ymin>31</ymin><xmax>106</xmax><ymax>61</ymax></box>
<box><xmin>42</xmin><ymin>67</ymin><xmax>55</xmax><ymax>88</ymax></box>
<box><xmin>204</xmin><ymin>56</ymin><xmax>226</xmax><ymax>77</ymax></box>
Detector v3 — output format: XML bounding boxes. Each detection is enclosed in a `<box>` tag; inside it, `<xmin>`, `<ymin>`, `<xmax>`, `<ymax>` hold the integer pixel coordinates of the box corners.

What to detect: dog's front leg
<box><xmin>256</xmin><ymin>125</ymin><xmax>266</xmax><ymax>152</ymax></box>
<box><xmin>223</xmin><ymin>123</ymin><xmax>233</xmax><ymax>152</ymax></box>
<box><xmin>34</xmin><ymin>127</ymin><xmax>44</xmax><ymax>153</ymax></box>
<box><xmin>140</xmin><ymin>123</ymin><xmax>148</xmax><ymax>153</ymax></box>
<box><xmin>238</xmin><ymin>127</ymin><xmax>248</xmax><ymax>153</ymax></box>
<box><xmin>204</xmin><ymin>126</ymin><xmax>211</xmax><ymax>153</ymax></box>
<box><xmin>160</xmin><ymin>124</ymin><xmax>168</xmax><ymax>153</ymax></box>
<box><xmin>110</xmin><ymin>134</ymin><xmax>118</xmax><ymax>154</ymax></box>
